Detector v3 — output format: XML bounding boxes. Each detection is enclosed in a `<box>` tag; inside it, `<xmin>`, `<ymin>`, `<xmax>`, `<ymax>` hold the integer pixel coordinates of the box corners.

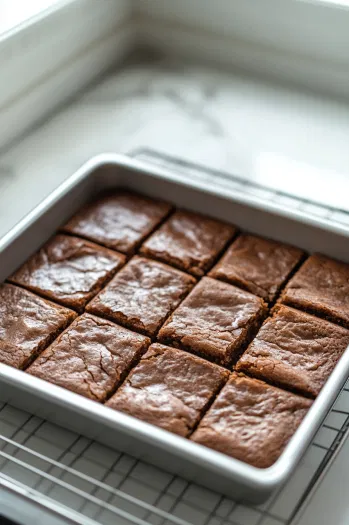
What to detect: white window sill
<box><xmin>138</xmin><ymin>0</ymin><xmax>349</xmax><ymax>100</ymax></box>
<box><xmin>0</xmin><ymin>0</ymin><xmax>134</xmax><ymax>149</ymax></box>
<box><xmin>1</xmin><ymin>0</ymin><xmax>349</xmax><ymax>151</ymax></box>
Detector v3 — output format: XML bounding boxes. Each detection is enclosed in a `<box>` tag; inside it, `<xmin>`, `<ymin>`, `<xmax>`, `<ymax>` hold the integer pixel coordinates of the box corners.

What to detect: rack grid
<box><xmin>1</xmin><ymin>149</ymin><xmax>349</xmax><ymax>525</ymax></box>
<box><xmin>133</xmin><ymin>149</ymin><xmax>349</xmax><ymax>228</ymax></box>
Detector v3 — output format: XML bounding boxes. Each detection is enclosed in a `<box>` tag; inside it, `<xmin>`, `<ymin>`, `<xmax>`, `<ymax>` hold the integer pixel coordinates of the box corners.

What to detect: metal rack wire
<box><xmin>1</xmin><ymin>149</ymin><xmax>349</xmax><ymax>525</ymax></box>
<box><xmin>2</xmin><ymin>387</ymin><xmax>349</xmax><ymax>525</ymax></box>
<box><xmin>133</xmin><ymin>149</ymin><xmax>349</xmax><ymax>228</ymax></box>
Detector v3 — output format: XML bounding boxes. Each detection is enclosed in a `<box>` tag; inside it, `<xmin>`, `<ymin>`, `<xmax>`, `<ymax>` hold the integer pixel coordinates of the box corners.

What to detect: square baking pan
<box><xmin>1</xmin><ymin>153</ymin><xmax>349</xmax><ymax>503</ymax></box>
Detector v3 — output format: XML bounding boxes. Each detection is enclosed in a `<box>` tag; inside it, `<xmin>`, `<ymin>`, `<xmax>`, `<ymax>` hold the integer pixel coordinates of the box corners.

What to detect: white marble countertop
<box><xmin>0</xmin><ymin>57</ymin><xmax>349</xmax><ymax>240</ymax></box>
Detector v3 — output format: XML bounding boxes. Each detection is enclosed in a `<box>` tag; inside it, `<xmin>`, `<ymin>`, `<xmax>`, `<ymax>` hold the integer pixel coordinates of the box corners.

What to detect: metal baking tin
<box><xmin>1</xmin><ymin>154</ymin><xmax>349</xmax><ymax>503</ymax></box>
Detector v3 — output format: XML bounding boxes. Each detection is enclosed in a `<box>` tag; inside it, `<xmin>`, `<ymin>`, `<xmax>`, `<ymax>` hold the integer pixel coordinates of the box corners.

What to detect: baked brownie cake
<box><xmin>237</xmin><ymin>305</ymin><xmax>349</xmax><ymax>397</ymax></box>
<box><xmin>28</xmin><ymin>313</ymin><xmax>150</xmax><ymax>402</ymax></box>
<box><xmin>87</xmin><ymin>256</ymin><xmax>196</xmax><ymax>337</ymax></box>
<box><xmin>62</xmin><ymin>192</ymin><xmax>172</xmax><ymax>254</ymax></box>
<box><xmin>191</xmin><ymin>373</ymin><xmax>312</xmax><ymax>468</ymax></box>
<box><xmin>281</xmin><ymin>254</ymin><xmax>349</xmax><ymax>328</ymax></box>
<box><xmin>107</xmin><ymin>343</ymin><xmax>229</xmax><ymax>436</ymax></box>
<box><xmin>209</xmin><ymin>234</ymin><xmax>304</xmax><ymax>302</ymax></box>
<box><xmin>5</xmin><ymin>185</ymin><xmax>348</xmax><ymax>470</ymax></box>
<box><xmin>140</xmin><ymin>210</ymin><xmax>236</xmax><ymax>276</ymax></box>
<box><xmin>9</xmin><ymin>234</ymin><xmax>125</xmax><ymax>312</ymax></box>
<box><xmin>0</xmin><ymin>283</ymin><xmax>76</xmax><ymax>369</ymax></box>
<box><xmin>158</xmin><ymin>277</ymin><xmax>267</xmax><ymax>366</ymax></box>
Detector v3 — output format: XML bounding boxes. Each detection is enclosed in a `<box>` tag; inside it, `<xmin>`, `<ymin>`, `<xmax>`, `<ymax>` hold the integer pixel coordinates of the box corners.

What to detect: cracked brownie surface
<box><xmin>281</xmin><ymin>253</ymin><xmax>349</xmax><ymax>328</ymax></box>
<box><xmin>209</xmin><ymin>234</ymin><xmax>304</xmax><ymax>302</ymax></box>
<box><xmin>0</xmin><ymin>283</ymin><xmax>76</xmax><ymax>369</ymax></box>
<box><xmin>9</xmin><ymin>234</ymin><xmax>125</xmax><ymax>312</ymax></box>
<box><xmin>191</xmin><ymin>372</ymin><xmax>312</xmax><ymax>468</ymax></box>
<box><xmin>140</xmin><ymin>210</ymin><xmax>236</xmax><ymax>276</ymax></box>
<box><xmin>62</xmin><ymin>191</ymin><xmax>172</xmax><ymax>254</ymax></box>
<box><xmin>236</xmin><ymin>305</ymin><xmax>349</xmax><ymax>397</ymax></box>
<box><xmin>159</xmin><ymin>277</ymin><xmax>267</xmax><ymax>366</ymax></box>
<box><xmin>3</xmin><ymin>187</ymin><xmax>348</xmax><ymax>470</ymax></box>
<box><xmin>27</xmin><ymin>313</ymin><xmax>150</xmax><ymax>401</ymax></box>
<box><xmin>106</xmin><ymin>343</ymin><xmax>229</xmax><ymax>436</ymax></box>
<box><xmin>87</xmin><ymin>256</ymin><xmax>196</xmax><ymax>337</ymax></box>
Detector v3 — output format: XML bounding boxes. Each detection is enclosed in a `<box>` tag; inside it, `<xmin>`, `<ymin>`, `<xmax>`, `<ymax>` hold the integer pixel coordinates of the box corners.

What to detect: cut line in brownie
<box><xmin>62</xmin><ymin>191</ymin><xmax>173</xmax><ymax>255</ymax></box>
<box><xmin>106</xmin><ymin>343</ymin><xmax>229</xmax><ymax>437</ymax></box>
<box><xmin>0</xmin><ymin>283</ymin><xmax>76</xmax><ymax>370</ymax></box>
<box><xmin>140</xmin><ymin>209</ymin><xmax>237</xmax><ymax>277</ymax></box>
<box><xmin>281</xmin><ymin>253</ymin><xmax>349</xmax><ymax>328</ymax></box>
<box><xmin>191</xmin><ymin>372</ymin><xmax>312</xmax><ymax>468</ymax></box>
<box><xmin>236</xmin><ymin>304</ymin><xmax>349</xmax><ymax>397</ymax></box>
<box><xmin>27</xmin><ymin>313</ymin><xmax>150</xmax><ymax>402</ymax></box>
<box><xmin>9</xmin><ymin>234</ymin><xmax>125</xmax><ymax>312</ymax></box>
<box><xmin>209</xmin><ymin>234</ymin><xmax>304</xmax><ymax>302</ymax></box>
<box><xmin>158</xmin><ymin>277</ymin><xmax>267</xmax><ymax>366</ymax></box>
<box><xmin>86</xmin><ymin>256</ymin><xmax>196</xmax><ymax>337</ymax></box>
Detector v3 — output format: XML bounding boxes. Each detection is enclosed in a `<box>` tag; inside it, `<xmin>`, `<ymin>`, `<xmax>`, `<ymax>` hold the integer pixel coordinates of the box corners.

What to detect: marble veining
<box><xmin>0</xmin><ymin>57</ymin><xmax>348</xmax><ymax>239</ymax></box>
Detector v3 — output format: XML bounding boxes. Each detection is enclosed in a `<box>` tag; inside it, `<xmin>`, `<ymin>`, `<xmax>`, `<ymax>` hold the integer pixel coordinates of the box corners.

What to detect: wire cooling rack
<box><xmin>1</xmin><ymin>149</ymin><xmax>349</xmax><ymax>525</ymax></box>
<box><xmin>132</xmin><ymin>149</ymin><xmax>349</xmax><ymax>228</ymax></box>
<box><xmin>1</xmin><ymin>384</ymin><xmax>349</xmax><ymax>525</ymax></box>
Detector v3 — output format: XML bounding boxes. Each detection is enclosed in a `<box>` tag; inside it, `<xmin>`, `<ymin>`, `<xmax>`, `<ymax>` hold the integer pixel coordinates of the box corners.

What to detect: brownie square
<box><xmin>27</xmin><ymin>313</ymin><xmax>150</xmax><ymax>402</ymax></box>
<box><xmin>158</xmin><ymin>277</ymin><xmax>267</xmax><ymax>366</ymax></box>
<box><xmin>281</xmin><ymin>254</ymin><xmax>349</xmax><ymax>328</ymax></box>
<box><xmin>106</xmin><ymin>343</ymin><xmax>229</xmax><ymax>436</ymax></box>
<box><xmin>191</xmin><ymin>373</ymin><xmax>312</xmax><ymax>468</ymax></box>
<box><xmin>0</xmin><ymin>283</ymin><xmax>76</xmax><ymax>370</ymax></box>
<box><xmin>236</xmin><ymin>305</ymin><xmax>349</xmax><ymax>397</ymax></box>
<box><xmin>62</xmin><ymin>191</ymin><xmax>172</xmax><ymax>255</ymax></box>
<box><xmin>209</xmin><ymin>234</ymin><xmax>304</xmax><ymax>302</ymax></box>
<box><xmin>87</xmin><ymin>256</ymin><xmax>196</xmax><ymax>337</ymax></box>
<box><xmin>140</xmin><ymin>210</ymin><xmax>236</xmax><ymax>277</ymax></box>
<box><xmin>9</xmin><ymin>234</ymin><xmax>125</xmax><ymax>312</ymax></box>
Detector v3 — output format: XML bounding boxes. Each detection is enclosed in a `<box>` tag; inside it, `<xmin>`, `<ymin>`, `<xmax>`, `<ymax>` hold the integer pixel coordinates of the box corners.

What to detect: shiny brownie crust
<box><xmin>191</xmin><ymin>373</ymin><xmax>312</xmax><ymax>468</ymax></box>
<box><xmin>28</xmin><ymin>313</ymin><xmax>150</xmax><ymax>401</ymax></box>
<box><xmin>62</xmin><ymin>192</ymin><xmax>172</xmax><ymax>254</ymax></box>
<box><xmin>237</xmin><ymin>305</ymin><xmax>349</xmax><ymax>397</ymax></box>
<box><xmin>0</xmin><ymin>283</ymin><xmax>76</xmax><ymax>369</ymax></box>
<box><xmin>140</xmin><ymin>210</ymin><xmax>236</xmax><ymax>277</ymax></box>
<box><xmin>107</xmin><ymin>343</ymin><xmax>229</xmax><ymax>436</ymax></box>
<box><xmin>87</xmin><ymin>256</ymin><xmax>196</xmax><ymax>337</ymax></box>
<box><xmin>281</xmin><ymin>254</ymin><xmax>349</xmax><ymax>328</ymax></box>
<box><xmin>159</xmin><ymin>277</ymin><xmax>267</xmax><ymax>366</ymax></box>
<box><xmin>9</xmin><ymin>234</ymin><xmax>125</xmax><ymax>312</ymax></box>
<box><xmin>209</xmin><ymin>234</ymin><xmax>304</xmax><ymax>302</ymax></box>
